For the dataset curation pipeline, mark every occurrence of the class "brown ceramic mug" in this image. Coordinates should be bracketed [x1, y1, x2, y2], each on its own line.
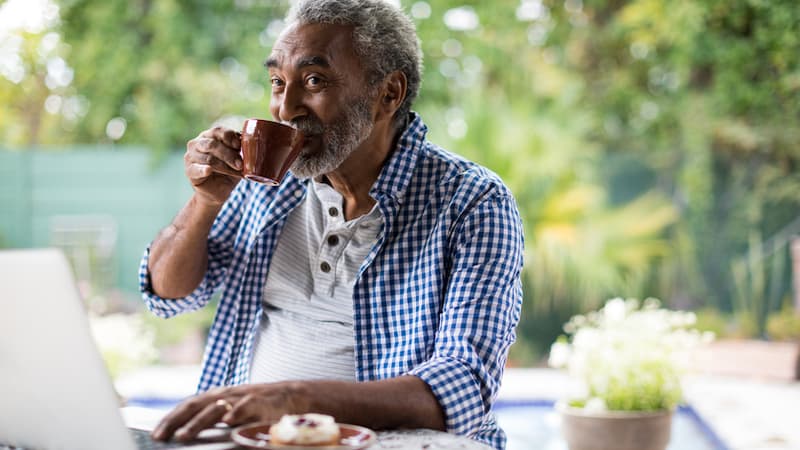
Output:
[240, 118, 305, 185]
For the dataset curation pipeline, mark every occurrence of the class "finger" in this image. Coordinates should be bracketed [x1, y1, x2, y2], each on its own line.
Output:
[152, 387, 239, 441]
[208, 161, 243, 179]
[152, 396, 210, 441]
[200, 126, 241, 150]
[173, 399, 235, 442]
[222, 393, 282, 426]
[186, 163, 213, 184]
[186, 157, 242, 181]
[188, 136, 243, 171]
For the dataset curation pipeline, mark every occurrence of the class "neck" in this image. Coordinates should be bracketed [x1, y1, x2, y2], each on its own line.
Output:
[323, 120, 398, 221]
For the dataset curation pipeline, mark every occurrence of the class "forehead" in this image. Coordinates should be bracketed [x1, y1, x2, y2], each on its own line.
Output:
[269, 22, 360, 71]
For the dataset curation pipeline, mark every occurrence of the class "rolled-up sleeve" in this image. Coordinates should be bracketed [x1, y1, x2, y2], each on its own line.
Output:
[408, 190, 524, 437]
[138, 182, 251, 318]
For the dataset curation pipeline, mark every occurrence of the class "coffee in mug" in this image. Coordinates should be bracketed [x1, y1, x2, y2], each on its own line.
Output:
[240, 119, 305, 185]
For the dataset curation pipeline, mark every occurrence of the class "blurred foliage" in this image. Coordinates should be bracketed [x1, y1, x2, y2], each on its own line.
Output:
[731, 230, 789, 336]
[1, 0, 286, 152]
[88, 312, 158, 378]
[693, 307, 729, 338]
[2, 0, 799, 362]
[695, 300, 800, 341]
[59, 0, 286, 155]
[694, 306, 759, 339]
[141, 299, 217, 348]
[766, 304, 800, 341]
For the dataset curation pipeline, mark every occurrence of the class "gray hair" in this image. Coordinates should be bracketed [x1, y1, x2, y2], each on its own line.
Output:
[286, 0, 423, 127]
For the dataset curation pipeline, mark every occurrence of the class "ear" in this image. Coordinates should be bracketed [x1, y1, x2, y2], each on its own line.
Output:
[376, 70, 407, 122]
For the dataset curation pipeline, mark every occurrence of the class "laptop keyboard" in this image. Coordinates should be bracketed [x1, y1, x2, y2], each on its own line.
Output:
[1, 434, 186, 450]
[0, 430, 226, 450]
[130, 428, 187, 450]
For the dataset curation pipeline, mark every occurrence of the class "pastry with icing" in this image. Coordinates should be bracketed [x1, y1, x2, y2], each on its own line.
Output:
[269, 413, 341, 446]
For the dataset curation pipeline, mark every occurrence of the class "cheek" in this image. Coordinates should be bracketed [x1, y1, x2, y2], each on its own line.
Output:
[301, 99, 329, 122]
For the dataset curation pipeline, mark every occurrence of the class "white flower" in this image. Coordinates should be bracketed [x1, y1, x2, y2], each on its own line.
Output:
[584, 397, 608, 412]
[548, 297, 713, 411]
[603, 297, 627, 322]
[548, 341, 572, 368]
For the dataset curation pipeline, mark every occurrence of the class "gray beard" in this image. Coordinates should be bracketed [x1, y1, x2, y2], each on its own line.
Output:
[289, 95, 374, 180]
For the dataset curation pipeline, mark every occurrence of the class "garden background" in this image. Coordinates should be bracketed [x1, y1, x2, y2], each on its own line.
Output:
[1, 0, 798, 372]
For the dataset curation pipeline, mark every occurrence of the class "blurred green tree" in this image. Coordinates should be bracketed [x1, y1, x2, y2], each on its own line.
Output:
[58, 0, 289, 155]
[0, 0, 286, 153]
[540, 0, 800, 314]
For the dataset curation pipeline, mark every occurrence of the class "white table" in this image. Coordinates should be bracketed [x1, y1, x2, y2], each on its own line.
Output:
[376, 429, 493, 449]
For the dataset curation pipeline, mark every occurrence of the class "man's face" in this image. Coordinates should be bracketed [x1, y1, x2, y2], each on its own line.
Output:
[266, 23, 376, 179]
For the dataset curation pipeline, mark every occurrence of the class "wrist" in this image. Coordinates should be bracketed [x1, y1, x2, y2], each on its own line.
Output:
[190, 193, 226, 215]
[284, 381, 314, 414]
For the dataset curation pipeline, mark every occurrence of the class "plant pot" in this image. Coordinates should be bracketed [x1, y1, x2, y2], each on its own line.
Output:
[556, 402, 673, 450]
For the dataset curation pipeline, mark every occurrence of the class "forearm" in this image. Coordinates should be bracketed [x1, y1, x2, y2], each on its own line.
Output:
[148, 194, 223, 298]
[301, 376, 445, 431]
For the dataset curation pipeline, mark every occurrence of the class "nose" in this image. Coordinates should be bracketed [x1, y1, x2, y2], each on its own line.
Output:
[272, 82, 307, 124]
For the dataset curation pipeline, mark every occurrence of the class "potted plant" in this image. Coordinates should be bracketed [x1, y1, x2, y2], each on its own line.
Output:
[548, 297, 714, 450]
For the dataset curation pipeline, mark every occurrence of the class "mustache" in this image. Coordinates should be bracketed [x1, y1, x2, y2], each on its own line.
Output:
[286, 117, 325, 135]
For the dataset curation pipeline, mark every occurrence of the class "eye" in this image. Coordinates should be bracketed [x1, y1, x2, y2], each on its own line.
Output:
[305, 75, 325, 88]
[270, 77, 284, 89]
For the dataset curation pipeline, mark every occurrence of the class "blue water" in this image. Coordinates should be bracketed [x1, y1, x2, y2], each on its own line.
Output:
[493, 400, 729, 450]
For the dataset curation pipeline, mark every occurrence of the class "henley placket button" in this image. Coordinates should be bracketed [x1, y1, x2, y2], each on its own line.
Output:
[328, 207, 339, 217]
[320, 261, 332, 273]
[327, 235, 339, 246]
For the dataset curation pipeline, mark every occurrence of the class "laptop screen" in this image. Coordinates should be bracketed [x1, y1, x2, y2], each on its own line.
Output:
[0, 248, 137, 450]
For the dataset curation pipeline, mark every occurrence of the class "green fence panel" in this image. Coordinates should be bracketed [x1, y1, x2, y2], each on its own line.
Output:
[0, 151, 33, 248]
[0, 148, 192, 298]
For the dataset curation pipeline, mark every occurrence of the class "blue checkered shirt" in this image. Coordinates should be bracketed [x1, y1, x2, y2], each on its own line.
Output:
[139, 113, 524, 450]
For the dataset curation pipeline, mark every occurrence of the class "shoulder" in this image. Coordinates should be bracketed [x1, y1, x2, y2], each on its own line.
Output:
[413, 142, 515, 204]
[379, 113, 513, 204]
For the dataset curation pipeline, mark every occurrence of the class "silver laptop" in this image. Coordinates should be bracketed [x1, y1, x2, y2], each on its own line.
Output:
[0, 248, 229, 450]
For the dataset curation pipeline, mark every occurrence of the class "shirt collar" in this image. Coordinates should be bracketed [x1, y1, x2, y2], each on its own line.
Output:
[368, 112, 428, 203]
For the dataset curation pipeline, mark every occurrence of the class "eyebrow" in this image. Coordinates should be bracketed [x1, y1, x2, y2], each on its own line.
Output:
[264, 55, 331, 70]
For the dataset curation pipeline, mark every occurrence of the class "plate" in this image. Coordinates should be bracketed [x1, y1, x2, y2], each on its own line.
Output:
[232, 422, 377, 450]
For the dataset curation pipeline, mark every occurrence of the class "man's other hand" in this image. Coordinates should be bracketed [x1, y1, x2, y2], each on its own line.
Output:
[151, 382, 310, 442]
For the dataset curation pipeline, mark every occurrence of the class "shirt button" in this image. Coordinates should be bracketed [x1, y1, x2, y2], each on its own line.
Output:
[320, 261, 332, 273]
[328, 207, 339, 217]
[327, 235, 339, 246]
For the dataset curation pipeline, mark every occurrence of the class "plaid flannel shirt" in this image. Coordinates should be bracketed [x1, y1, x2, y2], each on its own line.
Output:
[139, 113, 524, 450]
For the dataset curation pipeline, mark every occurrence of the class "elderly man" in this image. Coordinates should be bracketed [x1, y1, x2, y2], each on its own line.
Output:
[140, 0, 523, 448]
